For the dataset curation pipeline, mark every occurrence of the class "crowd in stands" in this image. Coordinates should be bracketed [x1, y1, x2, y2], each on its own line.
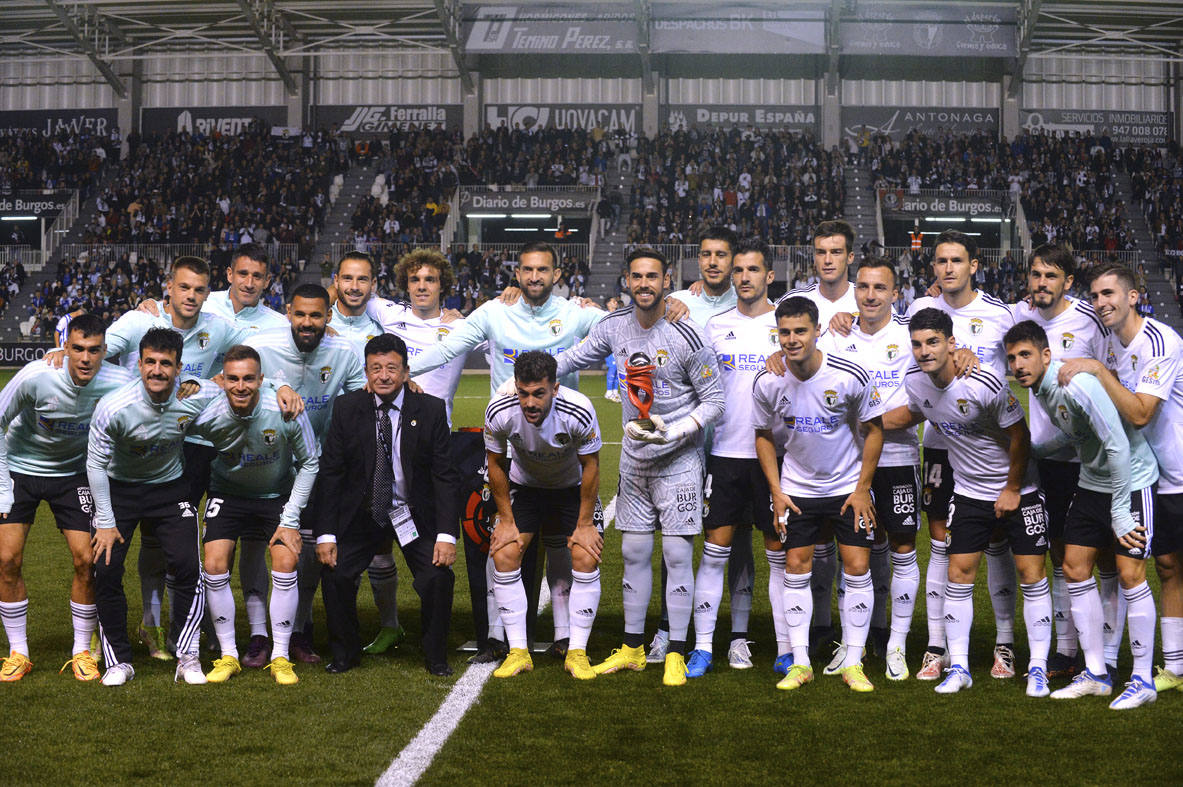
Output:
[627, 128, 845, 247]
[1127, 146, 1183, 258]
[0, 128, 114, 196]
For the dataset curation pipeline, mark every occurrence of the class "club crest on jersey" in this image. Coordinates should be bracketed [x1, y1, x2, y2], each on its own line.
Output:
[886, 344, 900, 360]
[655, 349, 670, 367]
[1057, 404, 1070, 422]
[1130, 354, 1139, 372]
[548, 319, 563, 336]
[436, 326, 450, 342]
[197, 331, 210, 350]
[177, 414, 192, 429]
[969, 318, 984, 335]
[262, 429, 277, 446]
[768, 328, 778, 347]
[319, 365, 332, 383]
[555, 432, 570, 445]
[956, 398, 970, 415]
[1061, 332, 1075, 350]
[824, 389, 839, 408]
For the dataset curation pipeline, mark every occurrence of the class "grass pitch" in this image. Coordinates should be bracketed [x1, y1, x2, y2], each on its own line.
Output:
[2, 371, 1182, 786]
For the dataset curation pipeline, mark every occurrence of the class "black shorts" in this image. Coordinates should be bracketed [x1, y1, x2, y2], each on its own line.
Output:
[108, 477, 198, 539]
[1038, 459, 1081, 541]
[1152, 492, 1183, 558]
[921, 448, 954, 522]
[781, 494, 873, 549]
[704, 455, 774, 531]
[6, 472, 93, 532]
[510, 483, 582, 536]
[183, 441, 216, 508]
[202, 495, 283, 544]
[1064, 485, 1156, 560]
[871, 464, 921, 535]
[946, 492, 1048, 556]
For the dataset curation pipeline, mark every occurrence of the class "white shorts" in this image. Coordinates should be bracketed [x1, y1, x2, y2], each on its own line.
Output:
[615, 455, 703, 536]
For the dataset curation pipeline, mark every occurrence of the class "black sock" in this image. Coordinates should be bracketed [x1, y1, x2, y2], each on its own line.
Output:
[929, 646, 946, 656]
[624, 632, 644, 648]
[669, 640, 687, 656]
[730, 631, 748, 642]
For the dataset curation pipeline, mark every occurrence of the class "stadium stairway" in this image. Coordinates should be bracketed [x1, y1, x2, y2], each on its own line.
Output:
[1113, 171, 1183, 332]
[843, 164, 879, 252]
[299, 166, 375, 285]
[587, 167, 636, 301]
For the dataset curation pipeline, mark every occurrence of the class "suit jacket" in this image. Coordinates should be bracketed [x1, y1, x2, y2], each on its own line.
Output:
[315, 388, 460, 541]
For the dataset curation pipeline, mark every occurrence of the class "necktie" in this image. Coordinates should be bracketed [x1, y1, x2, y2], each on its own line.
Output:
[372, 402, 394, 524]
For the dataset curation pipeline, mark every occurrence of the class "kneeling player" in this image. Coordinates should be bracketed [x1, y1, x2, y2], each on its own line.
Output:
[485, 351, 603, 679]
[897, 309, 1052, 696]
[1007, 320, 1159, 708]
[754, 296, 885, 693]
[190, 346, 319, 685]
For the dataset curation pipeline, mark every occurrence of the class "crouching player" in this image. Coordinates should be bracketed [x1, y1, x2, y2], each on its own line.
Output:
[484, 351, 603, 679]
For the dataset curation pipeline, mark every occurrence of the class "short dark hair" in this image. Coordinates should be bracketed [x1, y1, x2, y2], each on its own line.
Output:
[222, 344, 261, 367]
[774, 295, 819, 326]
[1003, 320, 1049, 351]
[171, 256, 211, 280]
[908, 307, 953, 338]
[626, 246, 669, 274]
[337, 251, 375, 278]
[933, 230, 978, 261]
[519, 241, 558, 269]
[813, 219, 855, 254]
[699, 226, 738, 254]
[233, 242, 269, 269]
[514, 350, 557, 384]
[1030, 244, 1074, 278]
[289, 283, 330, 307]
[1090, 263, 1138, 293]
[139, 326, 183, 362]
[67, 313, 106, 340]
[858, 256, 897, 288]
[364, 332, 407, 365]
[734, 237, 771, 269]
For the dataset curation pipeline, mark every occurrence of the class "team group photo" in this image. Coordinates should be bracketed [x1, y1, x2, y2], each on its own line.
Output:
[3, 0, 1183, 783]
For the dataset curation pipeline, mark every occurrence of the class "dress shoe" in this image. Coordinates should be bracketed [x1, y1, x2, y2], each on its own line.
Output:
[324, 658, 359, 674]
[426, 661, 454, 677]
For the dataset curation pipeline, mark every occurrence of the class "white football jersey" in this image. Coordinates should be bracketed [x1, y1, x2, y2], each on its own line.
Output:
[906, 290, 1015, 450]
[752, 352, 887, 498]
[483, 387, 602, 489]
[777, 281, 858, 335]
[705, 305, 786, 458]
[367, 297, 468, 424]
[821, 314, 919, 466]
[1010, 297, 1107, 460]
[904, 366, 1037, 502]
[1102, 317, 1183, 494]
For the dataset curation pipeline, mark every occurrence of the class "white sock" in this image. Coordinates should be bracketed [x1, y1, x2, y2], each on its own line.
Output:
[621, 533, 654, 639]
[269, 570, 298, 660]
[1162, 617, 1183, 674]
[1067, 578, 1106, 677]
[1124, 582, 1156, 683]
[367, 552, 400, 629]
[239, 540, 270, 637]
[70, 600, 97, 656]
[1099, 570, 1124, 665]
[544, 536, 572, 641]
[569, 569, 600, 651]
[663, 535, 695, 644]
[870, 542, 891, 630]
[485, 559, 504, 642]
[205, 571, 238, 659]
[0, 599, 29, 656]
[1051, 567, 1078, 657]
[811, 542, 836, 630]
[1021, 578, 1052, 670]
[728, 536, 754, 638]
[842, 571, 873, 668]
[985, 541, 1016, 645]
[295, 536, 319, 632]
[492, 568, 528, 650]
[888, 550, 920, 651]
[766, 550, 790, 656]
[944, 582, 974, 670]
[692, 542, 729, 652]
[139, 545, 166, 627]
[926, 538, 948, 650]
[784, 571, 812, 665]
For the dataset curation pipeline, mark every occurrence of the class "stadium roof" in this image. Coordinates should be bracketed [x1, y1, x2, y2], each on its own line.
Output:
[1, 1, 1180, 93]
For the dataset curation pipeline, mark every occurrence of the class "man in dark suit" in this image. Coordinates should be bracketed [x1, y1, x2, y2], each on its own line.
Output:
[315, 333, 459, 676]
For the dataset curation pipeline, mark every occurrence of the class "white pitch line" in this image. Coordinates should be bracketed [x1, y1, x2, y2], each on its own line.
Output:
[376, 579, 553, 786]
